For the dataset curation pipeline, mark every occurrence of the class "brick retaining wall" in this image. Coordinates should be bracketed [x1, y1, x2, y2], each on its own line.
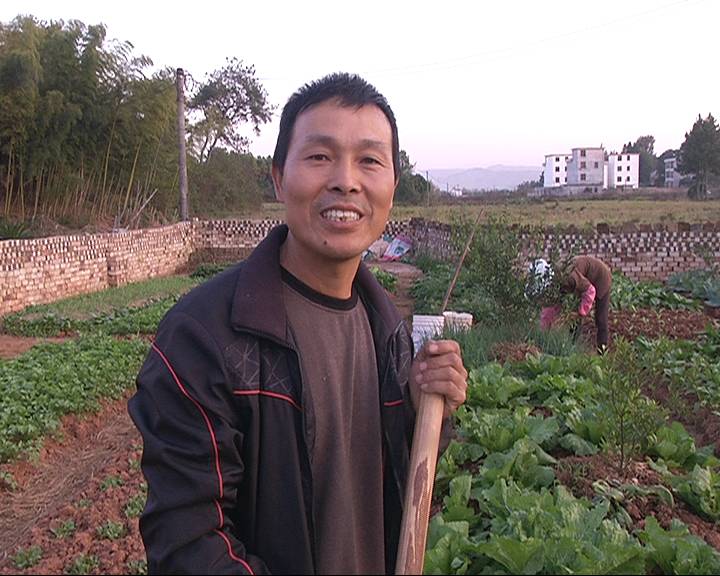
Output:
[1, 218, 718, 316]
[407, 219, 720, 281]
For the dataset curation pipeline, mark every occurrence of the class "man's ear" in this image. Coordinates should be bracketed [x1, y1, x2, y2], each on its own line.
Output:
[271, 164, 285, 202]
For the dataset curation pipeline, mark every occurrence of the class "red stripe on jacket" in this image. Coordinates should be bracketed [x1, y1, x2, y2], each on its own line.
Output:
[151, 342, 255, 574]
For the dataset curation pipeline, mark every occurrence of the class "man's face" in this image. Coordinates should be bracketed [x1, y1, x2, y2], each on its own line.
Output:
[272, 99, 396, 272]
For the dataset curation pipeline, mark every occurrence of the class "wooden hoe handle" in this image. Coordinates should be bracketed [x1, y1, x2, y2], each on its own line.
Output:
[395, 392, 445, 575]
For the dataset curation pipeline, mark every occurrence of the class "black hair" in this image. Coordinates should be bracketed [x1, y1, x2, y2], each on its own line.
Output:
[272, 72, 399, 181]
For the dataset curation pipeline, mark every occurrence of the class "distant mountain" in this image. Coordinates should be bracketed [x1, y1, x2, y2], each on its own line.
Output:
[426, 165, 542, 191]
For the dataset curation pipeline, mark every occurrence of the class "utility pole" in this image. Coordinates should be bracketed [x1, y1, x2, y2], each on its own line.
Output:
[176, 68, 189, 221]
[426, 170, 430, 207]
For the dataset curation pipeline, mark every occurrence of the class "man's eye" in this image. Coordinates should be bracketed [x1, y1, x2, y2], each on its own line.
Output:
[308, 154, 329, 161]
[362, 157, 381, 165]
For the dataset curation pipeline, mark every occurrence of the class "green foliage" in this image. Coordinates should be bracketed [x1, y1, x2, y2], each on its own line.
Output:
[666, 268, 720, 301]
[0, 335, 148, 462]
[637, 329, 720, 414]
[623, 136, 658, 187]
[679, 114, 720, 200]
[189, 150, 265, 216]
[100, 474, 124, 491]
[427, 335, 720, 575]
[647, 422, 718, 470]
[124, 493, 146, 518]
[127, 559, 148, 575]
[640, 516, 720, 575]
[665, 465, 720, 522]
[0, 469, 18, 491]
[597, 339, 667, 471]
[190, 262, 232, 280]
[368, 266, 397, 293]
[0, 17, 273, 224]
[65, 554, 99, 575]
[394, 149, 435, 205]
[1, 274, 197, 333]
[2, 297, 178, 337]
[611, 273, 698, 311]
[0, 217, 29, 238]
[50, 519, 76, 539]
[12, 545, 43, 569]
[476, 481, 647, 574]
[188, 57, 273, 163]
[96, 520, 126, 540]
[411, 217, 536, 325]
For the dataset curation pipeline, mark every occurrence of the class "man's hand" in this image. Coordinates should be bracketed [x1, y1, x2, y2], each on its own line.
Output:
[409, 339, 468, 419]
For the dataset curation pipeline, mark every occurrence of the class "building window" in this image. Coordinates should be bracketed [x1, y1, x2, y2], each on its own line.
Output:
[580, 161, 586, 169]
[580, 174, 586, 181]
[617, 176, 622, 182]
[564, 177, 567, 182]
[626, 176, 631, 181]
[626, 155, 630, 161]
[618, 166, 622, 171]
[594, 162, 599, 168]
[555, 177, 560, 183]
[565, 166, 567, 171]
[580, 149, 586, 157]
[555, 156, 560, 162]
[555, 166, 560, 172]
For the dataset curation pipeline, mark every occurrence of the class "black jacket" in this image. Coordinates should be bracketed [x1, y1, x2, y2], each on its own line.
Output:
[128, 225, 416, 575]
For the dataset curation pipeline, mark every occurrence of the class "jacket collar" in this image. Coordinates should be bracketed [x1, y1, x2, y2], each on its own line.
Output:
[230, 224, 402, 346]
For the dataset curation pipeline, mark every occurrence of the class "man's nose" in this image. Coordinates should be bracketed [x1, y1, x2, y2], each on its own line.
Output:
[329, 158, 360, 193]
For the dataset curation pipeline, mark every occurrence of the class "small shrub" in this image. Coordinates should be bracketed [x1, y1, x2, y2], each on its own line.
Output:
[13, 545, 42, 569]
[369, 266, 398, 293]
[124, 493, 146, 518]
[100, 475, 124, 491]
[96, 520, 126, 540]
[65, 554, 99, 575]
[51, 519, 76, 539]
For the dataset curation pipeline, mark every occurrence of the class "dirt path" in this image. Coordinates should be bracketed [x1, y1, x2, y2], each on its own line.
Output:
[0, 335, 71, 359]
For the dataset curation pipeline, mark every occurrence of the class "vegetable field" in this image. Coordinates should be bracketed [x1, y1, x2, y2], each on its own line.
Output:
[1, 254, 719, 574]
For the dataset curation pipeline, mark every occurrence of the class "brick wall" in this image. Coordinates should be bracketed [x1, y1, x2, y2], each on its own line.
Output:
[0, 223, 196, 316]
[1, 218, 719, 316]
[408, 219, 720, 281]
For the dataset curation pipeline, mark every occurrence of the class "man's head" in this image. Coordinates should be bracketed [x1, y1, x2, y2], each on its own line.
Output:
[271, 73, 399, 284]
[273, 73, 400, 182]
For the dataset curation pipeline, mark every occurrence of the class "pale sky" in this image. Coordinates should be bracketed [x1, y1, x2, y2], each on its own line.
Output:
[2, 0, 717, 171]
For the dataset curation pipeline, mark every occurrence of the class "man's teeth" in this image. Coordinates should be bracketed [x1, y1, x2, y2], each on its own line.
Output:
[322, 209, 360, 222]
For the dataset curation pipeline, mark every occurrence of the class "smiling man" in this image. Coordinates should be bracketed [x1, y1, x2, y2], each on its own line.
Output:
[129, 73, 467, 575]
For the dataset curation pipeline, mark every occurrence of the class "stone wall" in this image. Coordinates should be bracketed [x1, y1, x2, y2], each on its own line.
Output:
[2, 218, 719, 316]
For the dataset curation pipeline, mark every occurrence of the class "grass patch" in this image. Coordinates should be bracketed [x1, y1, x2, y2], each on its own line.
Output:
[2, 275, 198, 329]
[448, 321, 585, 367]
[1, 274, 201, 337]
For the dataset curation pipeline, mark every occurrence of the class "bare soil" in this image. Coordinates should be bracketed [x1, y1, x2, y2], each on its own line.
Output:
[0, 391, 145, 574]
[0, 335, 71, 359]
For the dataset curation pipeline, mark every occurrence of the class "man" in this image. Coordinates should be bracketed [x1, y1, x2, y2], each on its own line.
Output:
[128, 72, 467, 575]
[531, 255, 612, 353]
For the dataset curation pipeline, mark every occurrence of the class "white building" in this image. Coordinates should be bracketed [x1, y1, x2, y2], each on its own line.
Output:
[543, 154, 569, 187]
[567, 147, 605, 187]
[664, 156, 681, 187]
[541, 146, 639, 194]
[607, 152, 640, 189]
